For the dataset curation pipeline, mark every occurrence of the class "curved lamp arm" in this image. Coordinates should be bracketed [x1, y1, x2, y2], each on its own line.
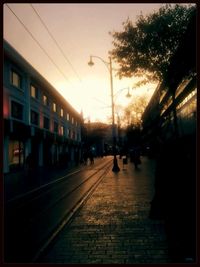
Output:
[88, 55, 110, 72]
[113, 87, 132, 99]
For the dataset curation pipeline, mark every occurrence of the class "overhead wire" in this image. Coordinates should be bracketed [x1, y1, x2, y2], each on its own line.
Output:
[30, 3, 112, 97]
[5, 3, 75, 87]
[5, 3, 107, 118]
[30, 4, 82, 83]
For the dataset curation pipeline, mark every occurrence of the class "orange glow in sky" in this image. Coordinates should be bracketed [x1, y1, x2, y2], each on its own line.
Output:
[4, 3, 162, 122]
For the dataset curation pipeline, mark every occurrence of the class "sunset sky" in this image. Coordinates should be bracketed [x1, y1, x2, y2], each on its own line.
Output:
[4, 3, 164, 122]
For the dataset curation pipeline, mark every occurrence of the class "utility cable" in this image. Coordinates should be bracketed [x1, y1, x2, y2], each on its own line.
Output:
[5, 3, 74, 87]
[30, 4, 82, 83]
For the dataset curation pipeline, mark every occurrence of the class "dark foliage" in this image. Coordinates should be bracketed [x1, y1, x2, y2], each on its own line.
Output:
[110, 4, 196, 84]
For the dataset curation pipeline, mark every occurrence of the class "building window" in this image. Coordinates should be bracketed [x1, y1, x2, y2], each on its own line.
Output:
[60, 108, 64, 117]
[43, 116, 50, 130]
[30, 85, 38, 99]
[72, 117, 74, 124]
[177, 92, 197, 119]
[31, 110, 39, 126]
[67, 113, 70, 121]
[11, 70, 22, 89]
[67, 129, 70, 138]
[43, 95, 49, 106]
[53, 102, 57, 112]
[54, 121, 58, 133]
[9, 140, 24, 169]
[11, 101, 23, 120]
[72, 130, 76, 140]
[60, 126, 64, 136]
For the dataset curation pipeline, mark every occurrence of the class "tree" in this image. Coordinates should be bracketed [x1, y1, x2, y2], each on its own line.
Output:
[164, 8, 196, 138]
[124, 95, 148, 127]
[165, 7, 196, 89]
[110, 4, 196, 138]
[109, 4, 195, 84]
[115, 95, 148, 128]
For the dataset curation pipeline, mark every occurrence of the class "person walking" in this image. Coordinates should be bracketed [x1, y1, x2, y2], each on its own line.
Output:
[132, 145, 141, 169]
[89, 150, 94, 165]
[83, 151, 88, 165]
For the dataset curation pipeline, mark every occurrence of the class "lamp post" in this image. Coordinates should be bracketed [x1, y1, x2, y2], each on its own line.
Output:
[88, 55, 120, 172]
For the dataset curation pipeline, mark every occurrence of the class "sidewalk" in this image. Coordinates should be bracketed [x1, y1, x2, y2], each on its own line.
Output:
[39, 156, 171, 264]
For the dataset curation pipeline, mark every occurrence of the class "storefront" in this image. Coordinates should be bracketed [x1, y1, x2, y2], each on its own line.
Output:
[4, 119, 31, 173]
[8, 139, 24, 171]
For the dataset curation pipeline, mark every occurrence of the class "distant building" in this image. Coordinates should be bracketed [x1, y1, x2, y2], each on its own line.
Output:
[83, 121, 126, 156]
[3, 40, 83, 173]
[83, 122, 112, 156]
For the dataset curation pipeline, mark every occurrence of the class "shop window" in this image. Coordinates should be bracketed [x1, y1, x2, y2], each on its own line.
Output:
[31, 110, 39, 126]
[43, 116, 50, 130]
[54, 121, 58, 133]
[11, 101, 23, 120]
[30, 85, 38, 99]
[11, 70, 22, 89]
[9, 140, 24, 169]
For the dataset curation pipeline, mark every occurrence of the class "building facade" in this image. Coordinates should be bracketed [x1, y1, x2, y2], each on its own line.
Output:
[3, 40, 83, 174]
[142, 75, 197, 150]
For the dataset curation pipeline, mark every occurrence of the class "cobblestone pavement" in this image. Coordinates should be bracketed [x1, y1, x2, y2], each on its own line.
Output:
[39, 156, 171, 264]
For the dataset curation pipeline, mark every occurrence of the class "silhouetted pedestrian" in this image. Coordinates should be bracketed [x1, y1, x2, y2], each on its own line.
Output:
[132, 146, 141, 169]
[89, 150, 94, 165]
[83, 151, 88, 165]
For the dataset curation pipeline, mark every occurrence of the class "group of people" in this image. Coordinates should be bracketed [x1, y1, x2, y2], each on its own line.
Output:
[122, 145, 141, 169]
[120, 145, 142, 169]
[130, 146, 142, 169]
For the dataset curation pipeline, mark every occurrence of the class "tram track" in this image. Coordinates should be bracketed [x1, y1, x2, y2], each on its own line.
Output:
[32, 160, 111, 262]
[4, 158, 113, 262]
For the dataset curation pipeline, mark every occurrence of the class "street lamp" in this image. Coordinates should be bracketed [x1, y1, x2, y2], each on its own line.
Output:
[88, 55, 120, 172]
[114, 87, 132, 100]
[126, 88, 132, 98]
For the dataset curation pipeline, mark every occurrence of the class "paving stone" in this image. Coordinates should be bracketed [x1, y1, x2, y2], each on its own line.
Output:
[39, 157, 171, 263]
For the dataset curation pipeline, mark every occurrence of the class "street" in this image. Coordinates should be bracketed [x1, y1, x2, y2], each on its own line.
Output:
[4, 156, 112, 262]
[37, 156, 170, 264]
[3, 4, 197, 265]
